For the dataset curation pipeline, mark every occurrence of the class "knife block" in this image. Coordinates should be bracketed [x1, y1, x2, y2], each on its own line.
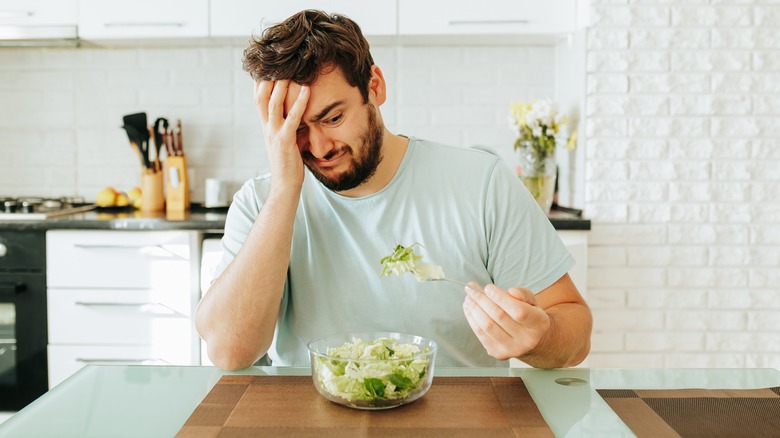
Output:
[165, 155, 190, 212]
[140, 170, 165, 212]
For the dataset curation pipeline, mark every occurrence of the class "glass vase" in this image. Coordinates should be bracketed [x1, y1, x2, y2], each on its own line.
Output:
[516, 140, 557, 214]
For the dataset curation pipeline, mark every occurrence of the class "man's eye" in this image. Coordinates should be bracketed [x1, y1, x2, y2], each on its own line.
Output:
[326, 115, 342, 124]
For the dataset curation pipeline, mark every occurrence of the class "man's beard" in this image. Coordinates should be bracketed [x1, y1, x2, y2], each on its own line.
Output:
[302, 105, 384, 192]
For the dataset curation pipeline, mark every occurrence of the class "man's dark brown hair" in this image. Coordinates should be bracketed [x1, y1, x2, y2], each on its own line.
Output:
[242, 10, 375, 103]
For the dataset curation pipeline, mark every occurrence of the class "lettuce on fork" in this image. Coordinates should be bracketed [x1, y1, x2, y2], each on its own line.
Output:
[379, 244, 444, 282]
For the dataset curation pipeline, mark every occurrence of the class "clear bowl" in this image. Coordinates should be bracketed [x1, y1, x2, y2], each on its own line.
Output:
[307, 331, 437, 410]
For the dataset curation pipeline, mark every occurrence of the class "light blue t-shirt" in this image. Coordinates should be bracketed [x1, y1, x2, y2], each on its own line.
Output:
[214, 137, 574, 367]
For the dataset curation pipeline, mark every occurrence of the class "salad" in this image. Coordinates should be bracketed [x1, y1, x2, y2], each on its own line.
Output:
[312, 337, 431, 404]
[379, 244, 444, 282]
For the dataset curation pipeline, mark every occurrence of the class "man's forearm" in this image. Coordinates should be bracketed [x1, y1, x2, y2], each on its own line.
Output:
[195, 186, 300, 370]
[519, 301, 592, 369]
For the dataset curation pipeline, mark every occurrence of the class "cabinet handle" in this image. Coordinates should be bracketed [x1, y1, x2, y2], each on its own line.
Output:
[448, 19, 530, 25]
[103, 22, 185, 28]
[0, 282, 24, 294]
[76, 358, 171, 365]
[72, 243, 186, 259]
[0, 11, 34, 19]
[74, 301, 184, 316]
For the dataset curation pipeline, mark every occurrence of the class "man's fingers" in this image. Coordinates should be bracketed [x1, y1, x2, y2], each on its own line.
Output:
[254, 80, 274, 123]
[282, 85, 310, 131]
[267, 79, 290, 124]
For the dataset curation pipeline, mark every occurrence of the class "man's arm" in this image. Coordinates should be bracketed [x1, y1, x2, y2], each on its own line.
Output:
[194, 81, 310, 370]
[462, 273, 592, 368]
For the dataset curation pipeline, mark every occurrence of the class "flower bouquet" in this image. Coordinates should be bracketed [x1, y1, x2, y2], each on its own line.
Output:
[510, 99, 574, 213]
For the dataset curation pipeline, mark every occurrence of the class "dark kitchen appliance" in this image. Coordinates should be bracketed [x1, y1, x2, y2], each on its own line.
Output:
[0, 196, 94, 221]
[0, 231, 48, 411]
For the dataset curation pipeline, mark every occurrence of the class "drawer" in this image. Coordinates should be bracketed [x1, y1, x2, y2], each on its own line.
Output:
[46, 230, 195, 289]
[48, 344, 192, 388]
[47, 288, 192, 344]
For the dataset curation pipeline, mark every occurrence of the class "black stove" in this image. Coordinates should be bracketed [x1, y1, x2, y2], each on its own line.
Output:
[0, 196, 95, 220]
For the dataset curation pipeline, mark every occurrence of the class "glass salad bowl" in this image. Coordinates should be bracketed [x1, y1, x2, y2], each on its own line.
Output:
[307, 331, 437, 410]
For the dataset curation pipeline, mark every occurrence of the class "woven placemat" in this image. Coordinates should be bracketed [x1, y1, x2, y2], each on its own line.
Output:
[597, 386, 780, 438]
[176, 375, 553, 437]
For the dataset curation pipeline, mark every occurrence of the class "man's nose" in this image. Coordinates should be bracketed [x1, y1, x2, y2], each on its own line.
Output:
[306, 127, 334, 159]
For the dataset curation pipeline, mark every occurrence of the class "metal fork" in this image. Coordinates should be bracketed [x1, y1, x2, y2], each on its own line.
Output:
[425, 278, 485, 293]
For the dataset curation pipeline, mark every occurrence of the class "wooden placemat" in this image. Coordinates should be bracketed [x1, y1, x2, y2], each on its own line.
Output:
[597, 386, 780, 438]
[176, 375, 553, 437]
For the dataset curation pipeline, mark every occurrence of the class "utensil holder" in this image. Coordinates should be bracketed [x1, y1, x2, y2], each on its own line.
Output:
[165, 155, 190, 213]
[141, 170, 165, 212]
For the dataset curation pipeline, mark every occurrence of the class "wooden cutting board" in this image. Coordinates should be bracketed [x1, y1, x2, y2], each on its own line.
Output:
[176, 375, 554, 437]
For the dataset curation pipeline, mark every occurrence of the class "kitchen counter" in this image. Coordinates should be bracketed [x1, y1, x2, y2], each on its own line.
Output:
[0, 205, 589, 232]
[1, 365, 777, 437]
[0, 205, 229, 232]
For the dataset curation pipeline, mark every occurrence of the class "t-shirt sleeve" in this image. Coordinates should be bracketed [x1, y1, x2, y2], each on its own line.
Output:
[483, 160, 575, 294]
[211, 179, 263, 281]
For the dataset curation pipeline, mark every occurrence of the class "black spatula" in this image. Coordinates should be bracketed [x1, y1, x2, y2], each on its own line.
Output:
[123, 112, 150, 169]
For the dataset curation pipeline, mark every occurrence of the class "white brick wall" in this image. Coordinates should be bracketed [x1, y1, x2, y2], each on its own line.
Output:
[0, 44, 551, 201]
[587, 0, 780, 368]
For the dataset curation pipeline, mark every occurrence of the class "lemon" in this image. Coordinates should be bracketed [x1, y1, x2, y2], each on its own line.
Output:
[96, 187, 118, 207]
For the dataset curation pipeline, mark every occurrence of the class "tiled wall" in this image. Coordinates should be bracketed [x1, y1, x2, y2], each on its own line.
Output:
[585, 1, 780, 368]
[0, 42, 554, 201]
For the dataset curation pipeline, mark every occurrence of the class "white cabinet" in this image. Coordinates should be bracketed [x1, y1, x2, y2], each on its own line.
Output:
[0, 0, 76, 26]
[46, 230, 202, 388]
[210, 0, 397, 37]
[398, 0, 576, 36]
[78, 0, 208, 39]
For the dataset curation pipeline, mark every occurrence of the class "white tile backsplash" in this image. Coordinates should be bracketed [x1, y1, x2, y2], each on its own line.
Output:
[0, 43, 551, 200]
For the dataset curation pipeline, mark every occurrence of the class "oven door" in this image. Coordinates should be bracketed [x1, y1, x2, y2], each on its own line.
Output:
[0, 232, 48, 411]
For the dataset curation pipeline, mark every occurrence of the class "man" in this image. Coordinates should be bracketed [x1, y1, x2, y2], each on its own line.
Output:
[195, 10, 592, 371]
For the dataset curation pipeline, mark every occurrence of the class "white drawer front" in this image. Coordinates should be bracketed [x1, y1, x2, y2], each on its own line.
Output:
[46, 230, 194, 290]
[47, 345, 191, 388]
[47, 288, 192, 345]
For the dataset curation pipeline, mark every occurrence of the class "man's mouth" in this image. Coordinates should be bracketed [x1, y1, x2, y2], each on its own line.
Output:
[311, 148, 348, 168]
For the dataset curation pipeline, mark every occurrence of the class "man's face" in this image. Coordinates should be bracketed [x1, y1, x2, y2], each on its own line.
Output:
[285, 68, 384, 193]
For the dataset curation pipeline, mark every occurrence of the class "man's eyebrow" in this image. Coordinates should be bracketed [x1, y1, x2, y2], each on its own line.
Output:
[308, 101, 345, 123]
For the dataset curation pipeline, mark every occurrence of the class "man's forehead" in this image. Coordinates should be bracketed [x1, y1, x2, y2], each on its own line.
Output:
[284, 75, 357, 119]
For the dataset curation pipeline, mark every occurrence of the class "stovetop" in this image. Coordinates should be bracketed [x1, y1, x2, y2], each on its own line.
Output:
[0, 196, 96, 220]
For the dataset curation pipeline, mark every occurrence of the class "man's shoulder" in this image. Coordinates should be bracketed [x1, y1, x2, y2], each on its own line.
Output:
[410, 137, 502, 168]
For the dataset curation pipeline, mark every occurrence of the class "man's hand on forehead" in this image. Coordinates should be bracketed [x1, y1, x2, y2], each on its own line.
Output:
[283, 82, 305, 118]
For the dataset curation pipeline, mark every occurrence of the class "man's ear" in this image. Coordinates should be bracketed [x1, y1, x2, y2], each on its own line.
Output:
[368, 65, 387, 105]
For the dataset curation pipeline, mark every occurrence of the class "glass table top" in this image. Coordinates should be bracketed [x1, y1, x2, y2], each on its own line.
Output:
[1, 366, 778, 437]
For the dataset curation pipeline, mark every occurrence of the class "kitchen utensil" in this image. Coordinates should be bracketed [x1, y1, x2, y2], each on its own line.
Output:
[121, 124, 151, 170]
[175, 119, 183, 156]
[123, 112, 150, 169]
[152, 117, 168, 170]
[425, 278, 485, 293]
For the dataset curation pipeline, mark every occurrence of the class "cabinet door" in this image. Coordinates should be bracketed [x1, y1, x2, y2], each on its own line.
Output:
[399, 0, 576, 35]
[46, 230, 194, 291]
[47, 288, 193, 344]
[0, 0, 76, 26]
[78, 0, 208, 39]
[211, 0, 397, 37]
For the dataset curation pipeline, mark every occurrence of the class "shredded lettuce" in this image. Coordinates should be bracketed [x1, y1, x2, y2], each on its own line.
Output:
[379, 244, 445, 282]
[313, 337, 431, 403]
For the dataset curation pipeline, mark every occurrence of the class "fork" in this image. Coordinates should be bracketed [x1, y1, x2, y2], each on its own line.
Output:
[425, 278, 485, 293]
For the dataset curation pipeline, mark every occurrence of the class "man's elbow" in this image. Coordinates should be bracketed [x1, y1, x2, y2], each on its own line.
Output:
[206, 343, 261, 371]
